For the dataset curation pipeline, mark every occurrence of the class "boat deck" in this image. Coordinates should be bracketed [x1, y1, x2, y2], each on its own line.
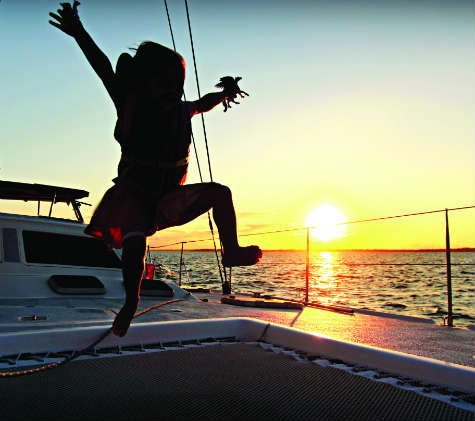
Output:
[1, 290, 473, 368]
[1, 342, 472, 421]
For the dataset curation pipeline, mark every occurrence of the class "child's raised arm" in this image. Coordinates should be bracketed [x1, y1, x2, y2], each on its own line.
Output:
[49, 2, 119, 108]
[188, 76, 249, 116]
[188, 92, 227, 116]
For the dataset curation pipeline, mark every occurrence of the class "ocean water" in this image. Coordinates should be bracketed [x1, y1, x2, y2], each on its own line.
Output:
[151, 251, 475, 328]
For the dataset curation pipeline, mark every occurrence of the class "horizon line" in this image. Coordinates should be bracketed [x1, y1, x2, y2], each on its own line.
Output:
[151, 247, 475, 253]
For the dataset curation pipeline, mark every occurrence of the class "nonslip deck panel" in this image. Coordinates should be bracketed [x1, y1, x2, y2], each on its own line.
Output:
[0, 343, 472, 421]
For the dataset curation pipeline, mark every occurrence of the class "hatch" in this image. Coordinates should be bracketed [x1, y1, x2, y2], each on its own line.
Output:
[47, 275, 106, 295]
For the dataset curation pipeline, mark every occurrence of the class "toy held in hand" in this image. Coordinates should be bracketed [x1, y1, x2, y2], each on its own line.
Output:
[215, 76, 249, 112]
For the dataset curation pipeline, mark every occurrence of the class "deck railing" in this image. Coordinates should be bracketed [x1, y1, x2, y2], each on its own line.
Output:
[151, 205, 475, 327]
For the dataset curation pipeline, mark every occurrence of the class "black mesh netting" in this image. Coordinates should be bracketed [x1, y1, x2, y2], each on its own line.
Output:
[1, 343, 472, 421]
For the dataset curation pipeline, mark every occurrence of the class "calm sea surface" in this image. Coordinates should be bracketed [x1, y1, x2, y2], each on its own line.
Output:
[151, 251, 475, 328]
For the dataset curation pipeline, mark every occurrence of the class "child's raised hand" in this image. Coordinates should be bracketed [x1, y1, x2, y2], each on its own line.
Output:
[215, 76, 249, 112]
[49, 1, 83, 37]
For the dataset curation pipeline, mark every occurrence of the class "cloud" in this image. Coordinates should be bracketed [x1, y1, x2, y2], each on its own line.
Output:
[148, 228, 218, 249]
[241, 223, 273, 231]
[237, 211, 270, 218]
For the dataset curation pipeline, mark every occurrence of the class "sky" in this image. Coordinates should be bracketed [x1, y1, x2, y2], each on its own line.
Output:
[0, 0, 474, 250]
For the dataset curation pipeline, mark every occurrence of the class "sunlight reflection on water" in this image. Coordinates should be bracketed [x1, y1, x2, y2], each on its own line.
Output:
[151, 251, 475, 327]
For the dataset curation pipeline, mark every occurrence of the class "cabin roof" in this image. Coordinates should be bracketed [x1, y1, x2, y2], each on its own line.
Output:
[0, 211, 84, 226]
[0, 181, 89, 203]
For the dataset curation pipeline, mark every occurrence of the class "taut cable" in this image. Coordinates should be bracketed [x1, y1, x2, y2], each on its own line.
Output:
[162, 0, 226, 286]
[150, 205, 475, 249]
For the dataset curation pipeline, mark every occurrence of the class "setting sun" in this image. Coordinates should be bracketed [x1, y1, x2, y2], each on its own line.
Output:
[305, 204, 347, 241]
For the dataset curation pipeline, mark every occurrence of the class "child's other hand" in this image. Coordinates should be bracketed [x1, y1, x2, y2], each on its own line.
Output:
[49, 1, 83, 37]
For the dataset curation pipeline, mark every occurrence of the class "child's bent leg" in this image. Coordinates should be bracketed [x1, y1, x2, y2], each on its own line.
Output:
[112, 234, 146, 337]
[189, 183, 262, 266]
[209, 184, 239, 251]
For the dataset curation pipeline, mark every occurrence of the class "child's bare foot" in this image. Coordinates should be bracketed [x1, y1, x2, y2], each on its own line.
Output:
[111, 305, 137, 337]
[222, 245, 262, 267]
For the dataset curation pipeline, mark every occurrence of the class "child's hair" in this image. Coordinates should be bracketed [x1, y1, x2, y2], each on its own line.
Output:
[116, 41, 186, 93]
[138, 42, 185, 90]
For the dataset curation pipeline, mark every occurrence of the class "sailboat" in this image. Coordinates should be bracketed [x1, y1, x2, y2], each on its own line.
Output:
[0, 180, 473, 420]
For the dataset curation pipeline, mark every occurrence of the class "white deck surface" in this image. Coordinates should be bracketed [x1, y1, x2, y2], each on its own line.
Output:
[1, 290, 473, 368]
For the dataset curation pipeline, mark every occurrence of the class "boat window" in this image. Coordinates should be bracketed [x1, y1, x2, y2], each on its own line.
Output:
[22, 230, 121, 268]
[3, 228, 21, 262]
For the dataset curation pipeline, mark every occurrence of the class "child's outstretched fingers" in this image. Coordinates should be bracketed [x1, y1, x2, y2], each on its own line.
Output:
[49, 1, 82, 37]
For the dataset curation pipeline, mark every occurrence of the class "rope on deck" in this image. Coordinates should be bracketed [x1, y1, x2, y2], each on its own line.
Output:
[0, 296, 188, 378]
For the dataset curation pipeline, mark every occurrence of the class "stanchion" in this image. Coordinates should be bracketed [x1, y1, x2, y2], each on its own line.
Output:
[445, 209, 453, 327]
[179, 242, 184, 287]
[305, 227, 309, 304]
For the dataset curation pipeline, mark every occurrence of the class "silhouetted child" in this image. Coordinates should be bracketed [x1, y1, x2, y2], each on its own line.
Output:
[49, 1, 261, 337]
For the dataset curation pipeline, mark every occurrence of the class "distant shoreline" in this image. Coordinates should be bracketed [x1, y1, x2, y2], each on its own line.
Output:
[153, 248, 475, 253]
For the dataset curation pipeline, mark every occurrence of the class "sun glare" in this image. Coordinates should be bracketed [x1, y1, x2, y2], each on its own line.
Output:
[305, 204, 347, 241]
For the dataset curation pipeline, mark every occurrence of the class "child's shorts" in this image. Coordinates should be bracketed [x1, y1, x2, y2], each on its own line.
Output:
[84, 182, 219, 248]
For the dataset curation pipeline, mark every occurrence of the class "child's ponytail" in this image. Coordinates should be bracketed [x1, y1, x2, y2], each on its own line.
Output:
[115, 53, 136, 88]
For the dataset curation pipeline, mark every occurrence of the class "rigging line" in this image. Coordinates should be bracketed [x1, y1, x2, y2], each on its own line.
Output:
[150, 204, 475, 248]
[0, 297, 187, 378]
[163, 0, 177, 51]
[164, 0, 224, 283]
[184, 0, 213, 182]
[208, 212, 225, 284]
[334, 205, 475, 227]
[238, 205, 475, 237]
[190, 133, 204, 181]
[163, 0, 204, 182]
[183, 0, 225, 284]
